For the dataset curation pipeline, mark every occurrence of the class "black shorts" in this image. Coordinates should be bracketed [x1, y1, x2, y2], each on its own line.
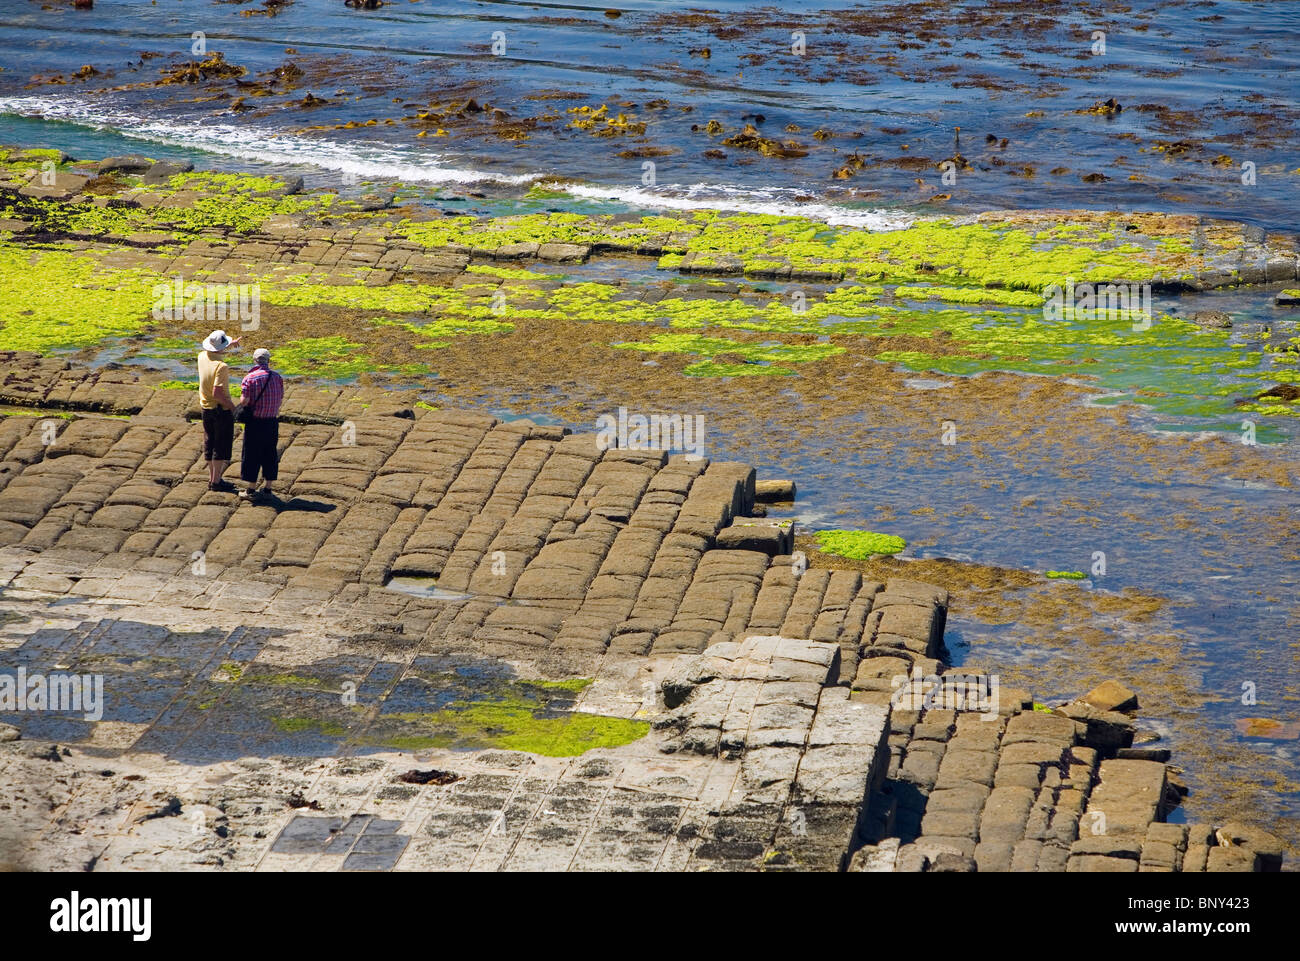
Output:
[201, 407, 234, 462]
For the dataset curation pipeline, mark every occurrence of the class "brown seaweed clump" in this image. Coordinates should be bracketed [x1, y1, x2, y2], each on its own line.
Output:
[160, 52, 248, 84]
[722, 124, 808, 159]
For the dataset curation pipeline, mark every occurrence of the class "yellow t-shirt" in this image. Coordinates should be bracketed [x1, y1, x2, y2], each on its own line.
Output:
[197, 351, 230, 411]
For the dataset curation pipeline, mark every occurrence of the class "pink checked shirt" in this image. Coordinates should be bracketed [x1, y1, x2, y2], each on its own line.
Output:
[239, 363, 284, 419]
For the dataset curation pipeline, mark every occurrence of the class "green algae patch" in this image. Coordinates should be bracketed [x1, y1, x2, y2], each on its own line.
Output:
[133, 336, 198, 360]
[373, 704, 648, 756]
[524, 185, 573, 201]
[4, 150, 1295, 426]
[1239, 401, 1300, 417]
[814, 529, 906, 559]
[4, 177, 339, 239]
[214, 661, 243, 682]
[249, 671, 331, 689]
[893, 284, 1044, 307]
[465, 263, 551, 281]
[272, 716, 346, 736]
[260, 278, 516, 336]
[1046, 570, 1087, 580]
[388, 208, 1220, 297]
[272, 335, 428, 379]
[520, 677, 594, 694]
[377, 314, 514, 348]
[395, 211, 634, 251]
[165, 171, 285, 195]
[0, 147, 69, 171]
[367, 675, 647, 757]
[0, 244, 158, 351]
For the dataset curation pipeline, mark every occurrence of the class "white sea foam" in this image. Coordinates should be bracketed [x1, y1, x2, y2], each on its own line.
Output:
[557, 180, 912, 229]
[0, 95, 536, 187]
[0, 95, 914, 229]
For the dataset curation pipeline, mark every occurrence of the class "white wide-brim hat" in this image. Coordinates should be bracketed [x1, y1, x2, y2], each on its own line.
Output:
[201, 329, 231, 352]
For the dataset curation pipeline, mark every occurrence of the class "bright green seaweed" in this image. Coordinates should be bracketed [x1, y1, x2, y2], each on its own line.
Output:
[814, 529, 907, 558]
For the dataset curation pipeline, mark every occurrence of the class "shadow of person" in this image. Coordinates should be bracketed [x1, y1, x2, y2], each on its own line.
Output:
[275, 497, 338, 514]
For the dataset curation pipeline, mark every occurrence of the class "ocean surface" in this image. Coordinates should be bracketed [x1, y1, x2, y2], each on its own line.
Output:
[2, 0, 1298, 227]
[1, 0, 1298, 844]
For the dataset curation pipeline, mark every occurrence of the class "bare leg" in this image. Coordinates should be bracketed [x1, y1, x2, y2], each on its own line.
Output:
[213, 459, 229, 486]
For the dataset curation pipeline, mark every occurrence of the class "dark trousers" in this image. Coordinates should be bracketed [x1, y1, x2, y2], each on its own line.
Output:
[240, 417, 279, 484]
[202, 407, 234, 462]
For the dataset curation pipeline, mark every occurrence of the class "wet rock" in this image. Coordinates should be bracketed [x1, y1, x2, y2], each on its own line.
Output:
[268, 175, 304, 196]
[98, 155, 154, 175]
[1081, 679, 1138, 713]
[1115, 747, 1170, 762]
[536, 243, 590, 263]
[356, 192, 393, 211]
[141, 160, 194, 184]
[682, 251, 744, 275]
[398, 769, 462, 786]
[1057, 701, 1134, 755]
[715, 520, 792, 556]
[20, 148, 68, 165]
[1251, 383, 1300, 404]
[1189, 309, 1232, 329]
[754, 479, 796, 502]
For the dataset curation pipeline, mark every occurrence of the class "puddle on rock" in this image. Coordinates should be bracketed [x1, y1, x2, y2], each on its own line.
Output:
[903, 378, 955, 391]
[384, 575, 474, 603]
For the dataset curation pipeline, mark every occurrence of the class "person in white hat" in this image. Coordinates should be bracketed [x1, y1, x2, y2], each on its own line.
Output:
[197, 329, 241, 491]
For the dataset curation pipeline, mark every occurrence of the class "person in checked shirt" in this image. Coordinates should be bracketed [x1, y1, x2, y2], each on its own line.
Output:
[237, 348, 285, 502]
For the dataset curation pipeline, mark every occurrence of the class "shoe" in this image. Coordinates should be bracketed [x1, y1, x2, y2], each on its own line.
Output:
[238, 488, 254, 500]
